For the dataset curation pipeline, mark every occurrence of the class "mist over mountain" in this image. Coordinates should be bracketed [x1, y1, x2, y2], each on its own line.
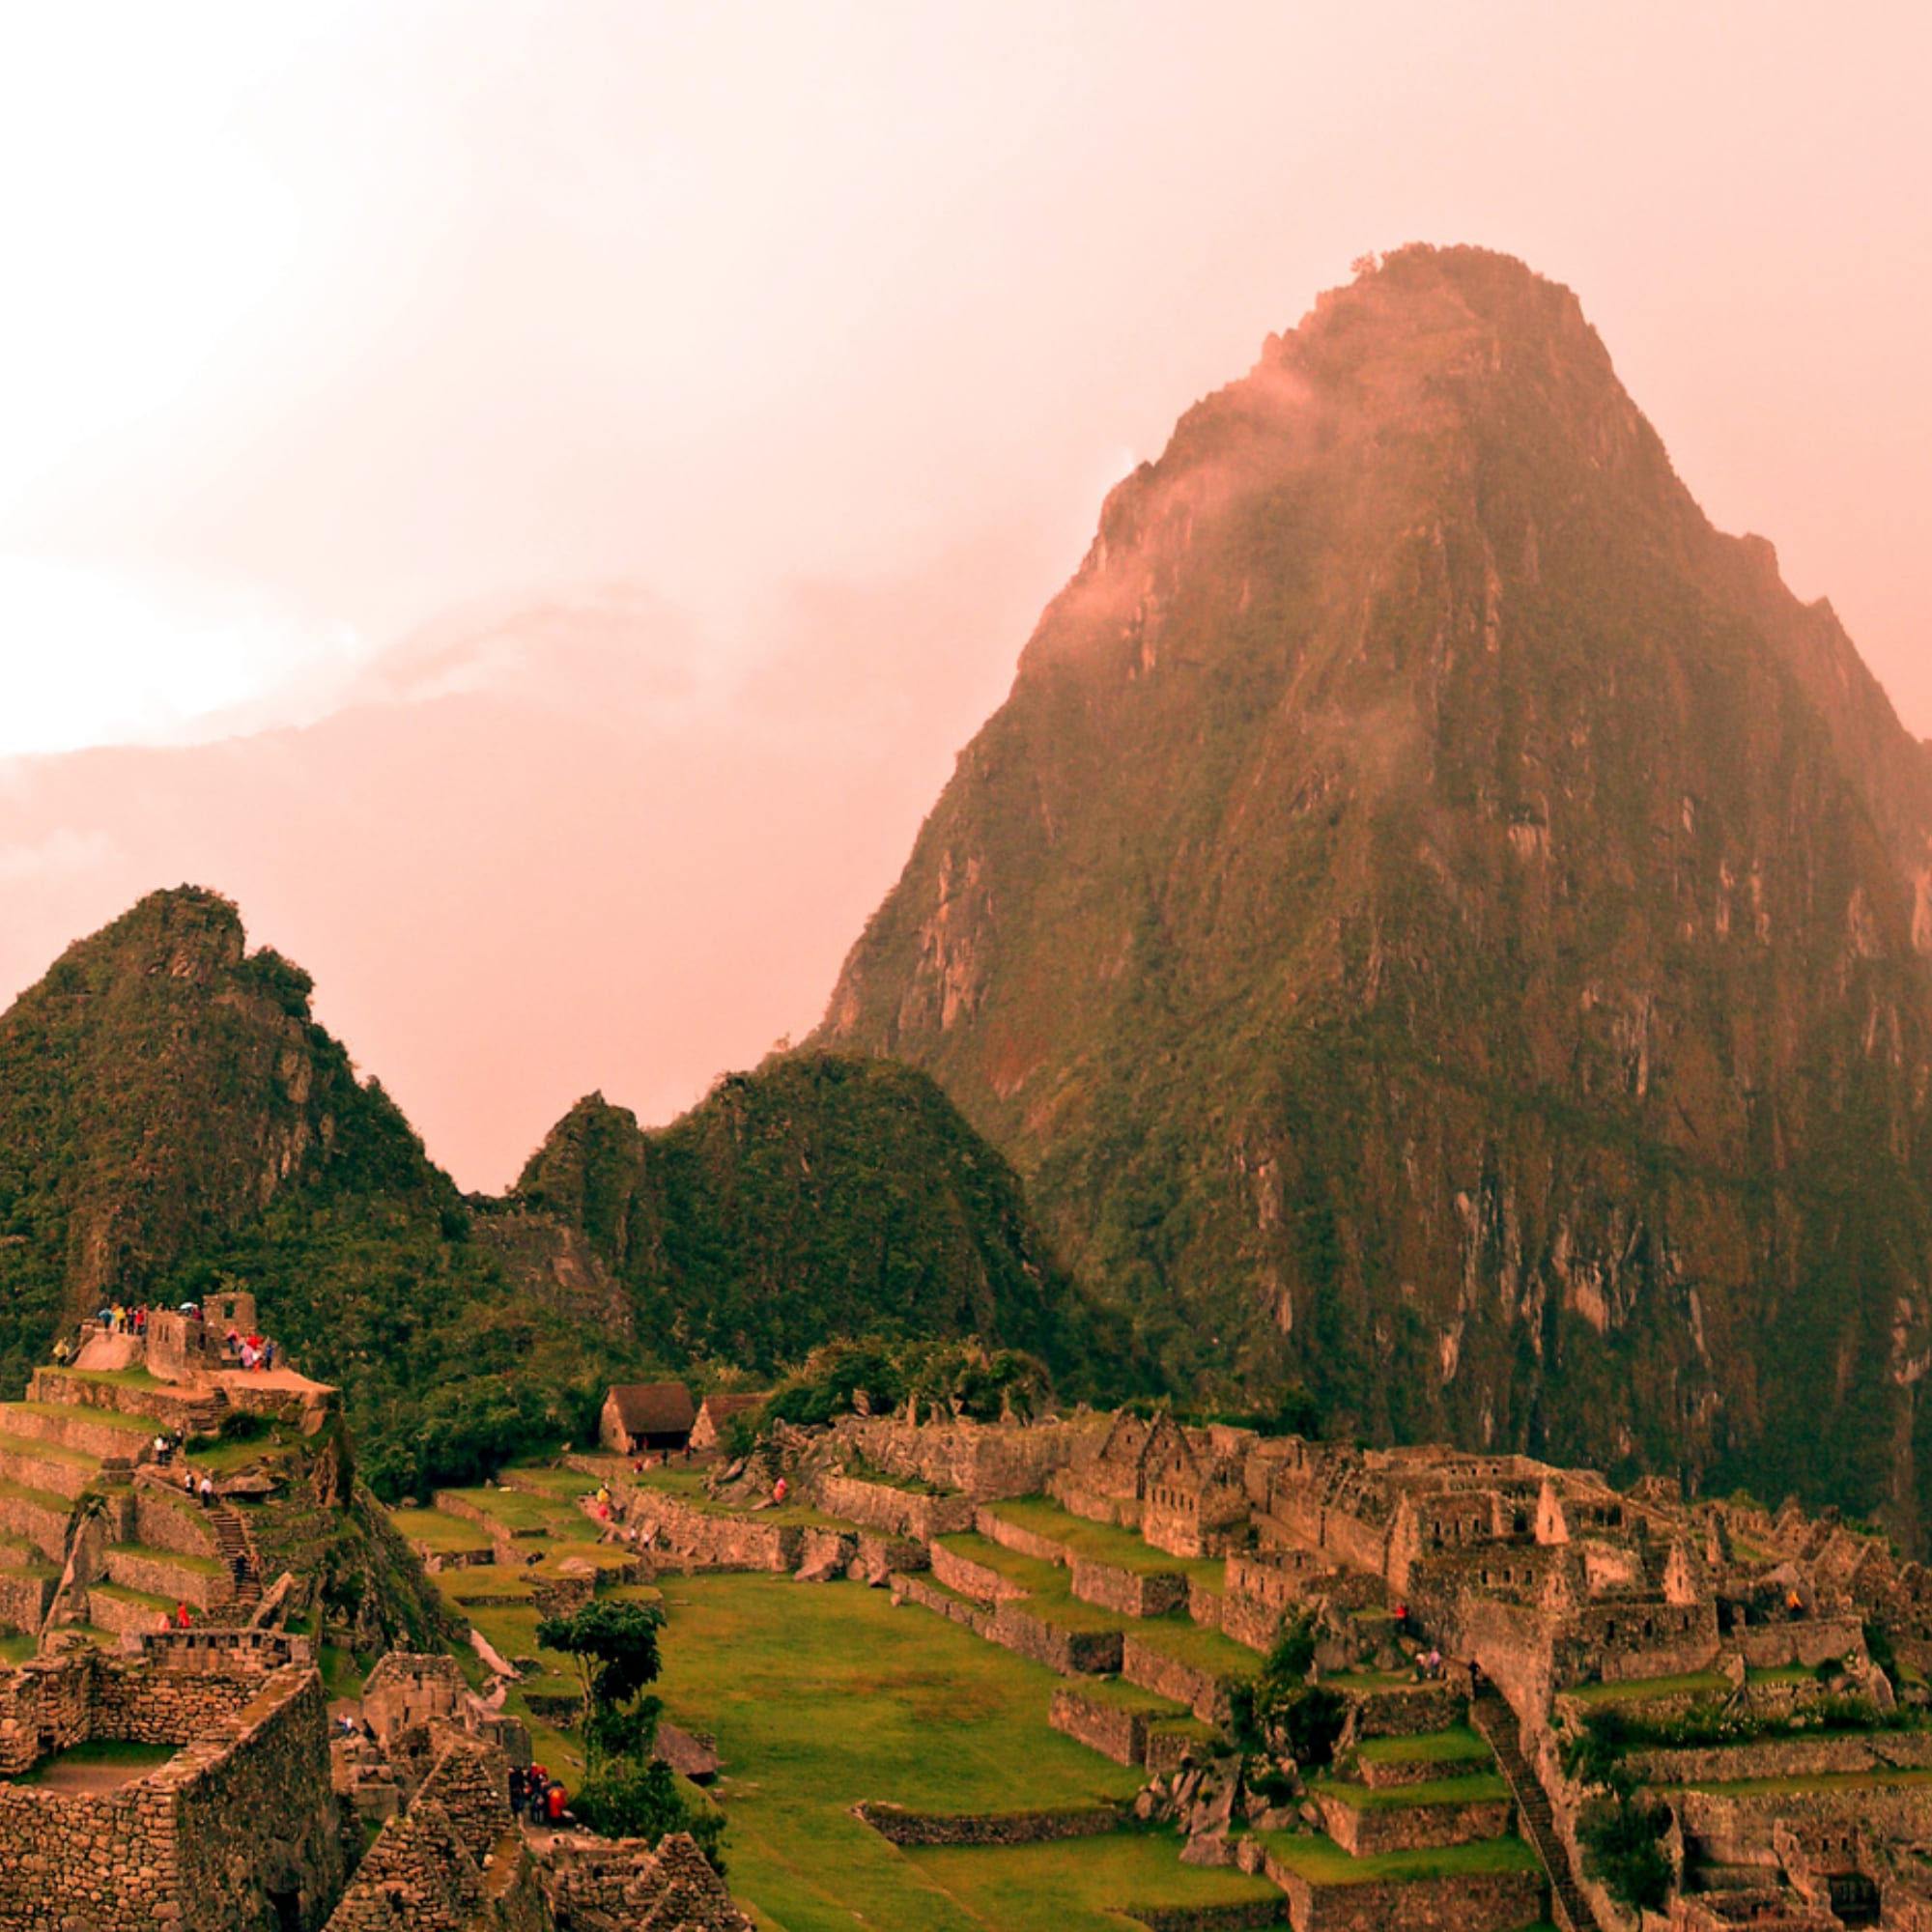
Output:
[821, 245, 1932, 1542]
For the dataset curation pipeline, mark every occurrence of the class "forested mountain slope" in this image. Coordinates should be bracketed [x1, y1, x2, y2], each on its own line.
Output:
[819, 245, 1932, 1542]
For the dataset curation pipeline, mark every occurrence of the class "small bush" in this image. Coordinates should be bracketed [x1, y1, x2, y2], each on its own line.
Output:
[1579, 1792, 1671, 1912]
[217, 1409, 270, 1443]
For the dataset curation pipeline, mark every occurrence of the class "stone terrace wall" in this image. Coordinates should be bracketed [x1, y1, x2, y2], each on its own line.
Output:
[536, 1830, 751, 1932]
[136, 1485, 222, 1560]
[412, 1729, 513, 1865]
[1121, 1635, 1236, 1725]
[92, 1660, 259, 1743]
[172, 1666, 343, 1932]
[28, 1368, 211, 1431]
[1314, 1791, 1511, 1857]
[0, 1662, 339, 1932]
[325, 1798, 480, 1932]
[1264, 1859, 1545, 1932]
[1348, 1684, 1464, 1740]
[988, 1604, 1122, 1676]
[622, 1490, 800, 1573]
[812, 1473, 975, 1540]
[0, 1485, 72, 1560]
[832, 1414, 1105, 1502]
[1678, 1783, 1932, 1865]
[1072, 1559, 1188, 1619]
[930, 1541, 1029, 1603]
[855, 1801, 1122, 1845]
[1629, 1730, 1932, 1787]
[1735, 1614, 1866, 1670]
[1050, 1687, 1148, 1765]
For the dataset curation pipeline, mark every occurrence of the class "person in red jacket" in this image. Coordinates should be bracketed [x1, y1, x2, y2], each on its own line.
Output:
[546, 1780, 566, 1825]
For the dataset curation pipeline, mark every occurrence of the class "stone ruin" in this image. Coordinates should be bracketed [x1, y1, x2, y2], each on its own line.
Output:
[563, 1397, 1932, 1928]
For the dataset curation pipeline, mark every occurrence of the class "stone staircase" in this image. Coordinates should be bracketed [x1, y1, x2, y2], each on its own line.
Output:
[1471, 1692, 1595, 1932]
[207, 1499, 263, 1607]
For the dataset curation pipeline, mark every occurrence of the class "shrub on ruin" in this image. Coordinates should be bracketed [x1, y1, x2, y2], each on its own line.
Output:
[1578, 1790, 1672, 1913]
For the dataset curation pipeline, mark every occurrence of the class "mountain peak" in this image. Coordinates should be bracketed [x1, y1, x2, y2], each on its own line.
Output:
[820, 252, 1932, 1543]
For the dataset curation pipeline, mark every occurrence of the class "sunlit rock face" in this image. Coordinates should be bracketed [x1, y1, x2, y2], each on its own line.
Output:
[821, 244, 1932, 1545]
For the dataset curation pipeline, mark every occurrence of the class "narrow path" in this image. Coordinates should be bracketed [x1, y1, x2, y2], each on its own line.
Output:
[1470, 1691, 1597, 1932]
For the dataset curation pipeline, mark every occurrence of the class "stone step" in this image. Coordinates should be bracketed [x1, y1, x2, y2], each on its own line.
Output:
[0, 1432, 101, 1501]
[0, 1400, 159, 1462]
[1472, 1695, 1596, 1932]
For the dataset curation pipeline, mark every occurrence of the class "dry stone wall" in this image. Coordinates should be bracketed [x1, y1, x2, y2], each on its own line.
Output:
[1264, 1859, 1545, 1932]
[855, 1801, 1122, 1845]
[0, 1661, 341, 1932]
[812, 1473, 974, 1540]
[1314, 1790, 1511, 1856]
[1071, 1559, 1187, 1618]
[1049, 1687, 1149, 1765]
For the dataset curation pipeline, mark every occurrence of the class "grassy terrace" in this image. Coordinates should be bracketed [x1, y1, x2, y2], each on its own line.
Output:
[981, 1497, 1226, 1589]
[1313, 1772, 1510, 1811]
[932, 1531, 1262, 1676]
[624, 1463, 855, 1532]
[9, 1400, 155, 1436]
[0, 1633, 37, 1664]
[388, 1508, 495, 1552]
[907, 1833, 1286, 1932]
[0, 1477, 71, 1515]
[1666, 1766, 1932, 1798]
[1259, 1830, 1542, 1886]
[14, 1739, 176, 1784]
[66, 1367, 163, 1391]
[0, 1431, 99, 1468]
[437, 1486, 584, 1536]
[650, 1573, 1286, 1932]
[1567, 1670, 1729, 1706]
[1356, 1725, 1494, 1766]
[112, 1541, 228, 1576]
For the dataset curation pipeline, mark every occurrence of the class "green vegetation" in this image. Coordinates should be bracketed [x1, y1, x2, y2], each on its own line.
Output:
[814, 242, 1932, 1528]
[646, 1572, 1201, 1931]
[1356, 1725, 1493, 1766]
[762, 1334, 1053, 1430]
[983, 1495, 1225, 1585]
[518, 1061, 1138, 1394]
[0, 890, 1127, 1499]
[534, 1598, 722, 1866]
[905, 1833, 1284, 1932]
[1312, 1772, 1509, 1810]
[1258, 1831, 1541, 1885]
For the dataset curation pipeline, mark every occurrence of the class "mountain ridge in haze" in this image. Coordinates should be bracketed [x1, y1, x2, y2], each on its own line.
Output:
[0, 886, 1108, 1491]
[820, 244, 1932, 1541]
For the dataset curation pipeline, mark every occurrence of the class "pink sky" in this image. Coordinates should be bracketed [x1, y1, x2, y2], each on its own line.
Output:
[0, 5, 1927, 1187]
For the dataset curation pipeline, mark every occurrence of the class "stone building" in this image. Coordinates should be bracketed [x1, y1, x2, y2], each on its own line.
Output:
[598, 1382, 696, 1456]
[0, 1641, 342, 1932]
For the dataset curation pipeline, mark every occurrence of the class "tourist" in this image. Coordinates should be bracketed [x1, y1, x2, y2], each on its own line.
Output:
[153, 1434, 168, 1465]
[240, 1341, 258, 1371]
[183, 1467, 196, 1497]
[198, 1475, 215, 1507]
[508, 1765, 525, 1819]
[176, 1602, 192, 1630]
[263, 1339, 275, 1371]
[773, 1476, 787, 1504]
[545, 1779, 566, 1826]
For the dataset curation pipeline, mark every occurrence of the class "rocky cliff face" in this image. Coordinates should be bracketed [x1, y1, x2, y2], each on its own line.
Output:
[820, 246, 1932, 1541]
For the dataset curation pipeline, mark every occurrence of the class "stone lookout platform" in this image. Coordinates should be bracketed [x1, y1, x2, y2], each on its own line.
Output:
[0, 1293, 340, 1645]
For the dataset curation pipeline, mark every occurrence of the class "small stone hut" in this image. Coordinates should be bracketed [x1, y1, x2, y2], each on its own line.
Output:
[690, 1392, 770, 1454]
[599, 1381, 696, 1455]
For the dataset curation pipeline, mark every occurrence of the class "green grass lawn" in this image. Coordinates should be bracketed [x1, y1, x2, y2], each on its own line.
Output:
[1569, 1670, 1730, 1706]
[437, 1486, 583, 1536]
[1260, 1831, 1541, 1885]
[1317, 1668, 1416, 1692]
[10, 1400, 156, 1436]
[0, 1633, 37, 1663]
[1356, 1725, 1493, 1766]
[68, 1367, 162, 1390]
[907, 1831, 1288, 1932]
[1312, 1772, 1509, 1811]
[650, 1572, 1189, 1932]
[982, 1497, 1226, 1589]
[387, 1507, 495, 1553]
[1668, 1766, 1932, 1798]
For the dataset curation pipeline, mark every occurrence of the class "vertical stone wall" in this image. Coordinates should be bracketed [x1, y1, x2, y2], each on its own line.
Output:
[169, 1665, 344, 1932]
[0, 1661, 340, 1932]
